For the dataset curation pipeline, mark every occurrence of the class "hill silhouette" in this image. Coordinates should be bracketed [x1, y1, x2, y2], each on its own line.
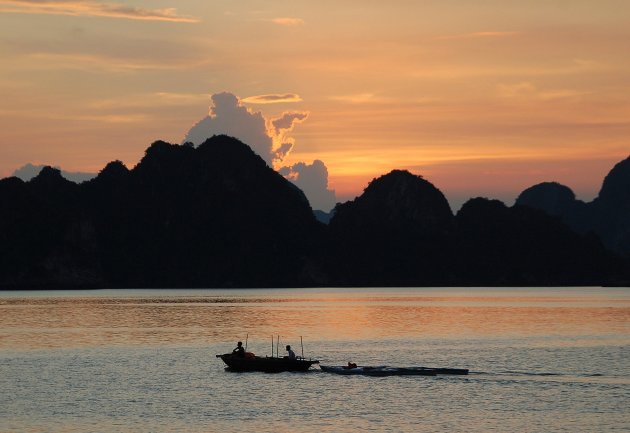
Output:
[454, 198, 619, 285]
[0, 135, 324, 289]
[516, 155, 630, 256]
[327, 170, 454, 286]
[1, 139, 628, 288]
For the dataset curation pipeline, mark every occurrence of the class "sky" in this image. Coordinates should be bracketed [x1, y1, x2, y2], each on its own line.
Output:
[1, 1, 629, 211]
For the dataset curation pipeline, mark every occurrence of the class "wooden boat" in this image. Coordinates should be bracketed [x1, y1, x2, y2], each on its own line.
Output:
[216, 353, 319, 372]
[320, 365, 469, 376]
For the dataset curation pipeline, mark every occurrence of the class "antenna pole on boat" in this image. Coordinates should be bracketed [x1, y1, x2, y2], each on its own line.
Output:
[271, 335, 273, 357]
[276, 335, 280, 358]
[300, 336, 304, 359]
[245, 333, 248, 351]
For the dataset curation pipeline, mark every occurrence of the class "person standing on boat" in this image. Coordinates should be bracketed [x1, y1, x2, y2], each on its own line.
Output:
[286, 345, 296, 360]
[233, 341, 245, 357]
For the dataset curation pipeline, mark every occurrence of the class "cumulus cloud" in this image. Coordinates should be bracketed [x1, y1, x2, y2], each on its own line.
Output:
[184, 92, 309, 167]
[184, 92, 273, 164]
[183, 92, 336, 210]
[0, 1, 199, 23]
[271, 111, 308, 135]
[279, 161, 336, 212]
[242, 93, 302, 104]
[270, 111, 309, 163]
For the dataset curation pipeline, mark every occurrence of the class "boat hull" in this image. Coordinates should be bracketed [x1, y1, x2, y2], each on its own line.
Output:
[216, 354, 319, 372]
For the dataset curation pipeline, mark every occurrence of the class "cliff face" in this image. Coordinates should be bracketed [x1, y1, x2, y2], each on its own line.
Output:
[515, 155, 630, 256]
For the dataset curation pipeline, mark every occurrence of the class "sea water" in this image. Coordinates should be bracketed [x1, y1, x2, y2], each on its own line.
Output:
[1, 287, 629, 432]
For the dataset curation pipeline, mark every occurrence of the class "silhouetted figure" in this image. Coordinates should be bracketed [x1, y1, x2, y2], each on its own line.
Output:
[232, 341, 245, 357]
[286, 345, 296, 360]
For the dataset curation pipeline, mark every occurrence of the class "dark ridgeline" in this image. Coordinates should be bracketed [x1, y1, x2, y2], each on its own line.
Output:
[0, 137, 628, 289]
[516, 155, 630, 257]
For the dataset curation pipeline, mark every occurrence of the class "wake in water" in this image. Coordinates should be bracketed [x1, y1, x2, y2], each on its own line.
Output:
[468, 370, 628, 385]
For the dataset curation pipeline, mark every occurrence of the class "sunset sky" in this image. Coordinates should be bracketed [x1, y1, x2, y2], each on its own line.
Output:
[1, 1, 629, 210]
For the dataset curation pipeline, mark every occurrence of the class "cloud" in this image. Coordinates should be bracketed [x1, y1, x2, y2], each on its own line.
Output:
[436, 31, 519, 40]
[18, 52, 208, 73]
[146, 92, 211, 107]
[497, 81, 585, 101]
[0, 1, 199, 23]
[271, 17, 304, 26]
[270, 112, 309, 163]
[279, 161, 336, 212]
[184, 92, 275, 164]
[271, 112, 309, 135]
[242, 93, 302, 104]
[497, 81, 538, 98]
[330, 93, 378, 104]
[183, 92, 336, 211]
[183, 92, 309, 167]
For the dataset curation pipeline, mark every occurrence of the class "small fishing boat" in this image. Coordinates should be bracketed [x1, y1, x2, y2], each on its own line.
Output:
[216, 353, 320, 373]
[320, 365, 469, 376]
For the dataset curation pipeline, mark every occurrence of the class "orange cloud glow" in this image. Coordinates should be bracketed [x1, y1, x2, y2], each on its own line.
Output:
[0, 0, 199, 22]
[271, 17, 304, 26]
[435, 31, 519, 40]
[242, 93, 303, 104]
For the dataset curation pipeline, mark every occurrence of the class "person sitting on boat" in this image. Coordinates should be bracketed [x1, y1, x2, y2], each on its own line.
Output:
[232, 341, 245, 357]
[285, 345, 296, 360]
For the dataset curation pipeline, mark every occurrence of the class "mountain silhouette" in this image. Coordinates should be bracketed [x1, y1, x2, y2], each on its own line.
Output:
[12, 163, 96, 183]
[517, 182, 584, 216]
[592, 156, 630, 255]
[454, 198, 619, 285]
[516, 155, 630, 256]
[0, 135, 324, 289]
[1, 139, 628, 288]
[327, 170, 455, 286]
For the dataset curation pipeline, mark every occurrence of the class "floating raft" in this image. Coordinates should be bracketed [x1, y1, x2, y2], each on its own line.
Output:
[320, 365, 468, 376]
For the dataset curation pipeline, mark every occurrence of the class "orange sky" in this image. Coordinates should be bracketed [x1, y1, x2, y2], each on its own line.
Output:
[1, 1, 629, 209]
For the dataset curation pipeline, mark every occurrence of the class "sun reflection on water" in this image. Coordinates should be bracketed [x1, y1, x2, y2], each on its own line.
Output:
[0, 288, 628, 351]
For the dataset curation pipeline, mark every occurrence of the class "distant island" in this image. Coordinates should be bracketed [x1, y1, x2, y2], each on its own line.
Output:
[1, 135, 628, 289]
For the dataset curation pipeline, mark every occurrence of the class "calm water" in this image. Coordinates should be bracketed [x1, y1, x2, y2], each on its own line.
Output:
[1, 287, 629, 433]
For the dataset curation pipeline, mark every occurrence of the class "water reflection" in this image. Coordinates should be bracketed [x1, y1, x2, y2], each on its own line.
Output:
[0, 288, 629, 351]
